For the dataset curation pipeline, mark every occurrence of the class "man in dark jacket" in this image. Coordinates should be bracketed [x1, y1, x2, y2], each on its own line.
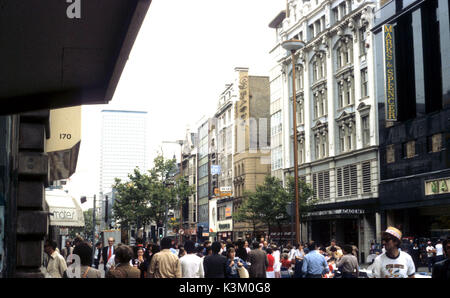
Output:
[248, 241, 268, 278]
[432, 238, 450, 279]
[203, 241, 227, 278]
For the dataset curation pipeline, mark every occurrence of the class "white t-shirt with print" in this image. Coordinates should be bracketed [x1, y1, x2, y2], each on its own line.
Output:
[372, 251, 415, 278]
[435, 243, 443, 256]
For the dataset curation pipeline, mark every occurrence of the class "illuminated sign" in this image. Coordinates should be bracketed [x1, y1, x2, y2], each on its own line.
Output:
[425, 178, 450, 196]
[383, 24, 397, 121]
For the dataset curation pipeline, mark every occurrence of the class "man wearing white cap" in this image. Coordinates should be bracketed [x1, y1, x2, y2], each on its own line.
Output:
[372, 227, 416, 278]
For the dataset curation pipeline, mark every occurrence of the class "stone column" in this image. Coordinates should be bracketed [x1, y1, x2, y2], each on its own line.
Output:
[15, 110, 50, 278]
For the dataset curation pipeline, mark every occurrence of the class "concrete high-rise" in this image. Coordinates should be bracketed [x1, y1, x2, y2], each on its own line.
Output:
[99, 110, 148, 195]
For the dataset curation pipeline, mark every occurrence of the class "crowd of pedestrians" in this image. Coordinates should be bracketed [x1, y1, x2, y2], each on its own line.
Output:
[41, 228, 450, 279]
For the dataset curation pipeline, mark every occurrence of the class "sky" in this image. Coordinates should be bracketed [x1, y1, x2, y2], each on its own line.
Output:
[66, 0, 286, 210]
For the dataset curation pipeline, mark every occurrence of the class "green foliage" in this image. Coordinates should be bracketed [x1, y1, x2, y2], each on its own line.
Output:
[285, 176, 317, 216]
[112, 154, 195, 233]
[234, 175, 315, 239]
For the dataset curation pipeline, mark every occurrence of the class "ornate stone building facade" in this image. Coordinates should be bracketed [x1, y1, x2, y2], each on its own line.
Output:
[269, 0, 380, 259]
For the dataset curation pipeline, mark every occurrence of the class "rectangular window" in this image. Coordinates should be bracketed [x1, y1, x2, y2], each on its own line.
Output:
[312, 171, 330, 200]
[361, 68, 368, 98]
[427, 134, 443, 153]
[362, 115, 370, 147]
[402, 140, 416, 158]
[337, 164, 357, 197]
[362, 161, 372, 193]
[360, 27, 367, 55]
[339, 128, 345, 152]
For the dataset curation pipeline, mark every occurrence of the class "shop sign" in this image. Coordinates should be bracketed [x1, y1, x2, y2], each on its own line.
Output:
[202, 232, 210, 237]
[383, 24, 397, 121]
[306, 209, 365, 217]
[60, 228, 69, 235]
[425, 178, 450, 196]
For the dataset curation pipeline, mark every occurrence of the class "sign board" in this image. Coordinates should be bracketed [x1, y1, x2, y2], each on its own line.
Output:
[202, 232, 210, 237]
[46, 106, 82, 181]
[225, 207, 232, 218]
[46, 106, 81, 152]
[383, 24, 397, 121]
[59, 228, 69, 235]
[425, 178, 450, 196]
[211, 165, 221, 175]
[305, 209, 365, 217]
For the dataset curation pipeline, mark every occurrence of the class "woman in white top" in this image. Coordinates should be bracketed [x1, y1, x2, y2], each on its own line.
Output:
[272, 245, 281, 278]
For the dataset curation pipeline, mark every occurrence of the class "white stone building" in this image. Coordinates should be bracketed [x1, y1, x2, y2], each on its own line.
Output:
[268, 0, 380, 260]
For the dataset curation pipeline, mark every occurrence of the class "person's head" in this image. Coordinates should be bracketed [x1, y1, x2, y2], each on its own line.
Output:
[137, 248, 144, 258]
[204, 240, 211, 247]
[330, 239, 337, 247]
[308, 241, 317, 252]
[44, 239, 57, 255]
[114, 245, 134, 264]
[266, 247, 273, 254]
[95, 241, 102, 248]
[160, 237, 172, 250]
[184, 240, 196, 254]
[206, 246, 213, 256]
[227, 247, 236, 259]
[244, 241, 249, 247]
[65, 240, 72, 247]
[151, 244, 160, 254]
[382, 227, 402, 251]
[73, 241, 93, 266]
[263, 241, 268, 247]
[252, 241, 260, 249]
[108, 237, 115, 247]
[342, 245, 353, 255]
[179, 247, 186, 257]
[211, 241, 222, 254]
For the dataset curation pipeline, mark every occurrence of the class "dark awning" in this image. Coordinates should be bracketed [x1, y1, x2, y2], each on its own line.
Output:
[0, 0, 151, 115]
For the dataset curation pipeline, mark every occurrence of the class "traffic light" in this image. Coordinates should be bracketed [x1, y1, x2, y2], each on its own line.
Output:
[158, 227, 164, 239]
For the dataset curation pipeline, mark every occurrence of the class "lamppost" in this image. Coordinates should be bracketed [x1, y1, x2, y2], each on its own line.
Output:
[281, 39, 305, 245]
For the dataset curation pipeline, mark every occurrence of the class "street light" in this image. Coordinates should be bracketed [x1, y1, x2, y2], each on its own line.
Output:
[281, 39, 305, 245]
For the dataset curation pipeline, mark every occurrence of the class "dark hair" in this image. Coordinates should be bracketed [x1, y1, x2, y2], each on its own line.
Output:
[95, 241, 102, 247]
[330, 246, 337, 252]
[307, 241, 317, 252]
[443, 238, 449, 250]
[266, 247, 273, 254]
[45, 240, 57, 250]
[342, 245, 353, 254]
[227, 247, 236, 258]
[252, 241, 260, 249]
[73, 241, 93, 266]
[206, 246, 213, 254]
[160, 237, 172, 250]
[151, 244, 160, 254]
[211, 241, 222, 254]
[184, 240, 196, 254]
[115, 245, 134, 264]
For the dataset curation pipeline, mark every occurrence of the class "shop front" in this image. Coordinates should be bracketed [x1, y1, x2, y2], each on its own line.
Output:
[216, 198, 233, 241]
[304, 199, 379, 263]
[45, 189, 85, 249]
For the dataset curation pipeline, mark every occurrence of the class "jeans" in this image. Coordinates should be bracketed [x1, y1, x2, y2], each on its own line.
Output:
[427, 256, 434, 272]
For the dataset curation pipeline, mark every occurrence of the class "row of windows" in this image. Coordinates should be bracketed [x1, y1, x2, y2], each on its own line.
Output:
[295, 114, 370, 163]
[311, 161, 373, 200]
[291, 68, 368, 125]
[386, 133, 445, 163]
